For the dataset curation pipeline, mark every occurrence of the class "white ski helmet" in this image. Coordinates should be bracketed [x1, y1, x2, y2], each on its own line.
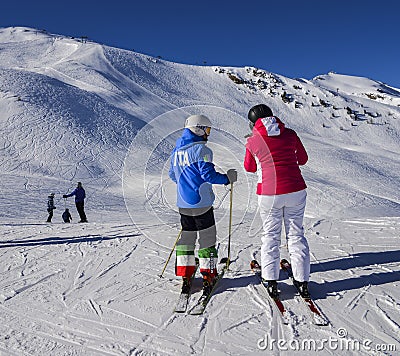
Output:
[184, 114, 212, 136]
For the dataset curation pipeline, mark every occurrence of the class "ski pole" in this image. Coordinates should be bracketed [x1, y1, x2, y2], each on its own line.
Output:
[226, 182, 234, 270]
[159, 228, 182, 278]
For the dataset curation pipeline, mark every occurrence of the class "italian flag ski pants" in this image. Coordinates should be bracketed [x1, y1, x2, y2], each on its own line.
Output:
[258, 189, 310, 282]
[176, 207, 218, 279]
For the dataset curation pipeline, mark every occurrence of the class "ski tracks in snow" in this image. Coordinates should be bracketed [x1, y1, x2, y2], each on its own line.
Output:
[0, 217, 399, 355]
[0, 222, 148, 355]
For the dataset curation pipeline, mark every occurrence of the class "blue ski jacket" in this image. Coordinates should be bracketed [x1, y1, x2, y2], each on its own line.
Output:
[65, 187, 86, 202]
[169, 129, 229, 208]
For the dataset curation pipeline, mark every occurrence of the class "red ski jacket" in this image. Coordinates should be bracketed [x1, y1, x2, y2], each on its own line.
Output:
[244, 116, 308, 195]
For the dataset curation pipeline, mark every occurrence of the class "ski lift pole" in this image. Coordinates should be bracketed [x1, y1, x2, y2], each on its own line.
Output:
[159, 228, 182, 278]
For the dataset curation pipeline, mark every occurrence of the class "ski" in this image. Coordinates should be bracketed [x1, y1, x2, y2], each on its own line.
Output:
[280, 259, 329, 326]
[174, 259, 199, 313]
[250, 260, 290, 325]
[189, 259, 229, 315]
[174, 286, 193, 313]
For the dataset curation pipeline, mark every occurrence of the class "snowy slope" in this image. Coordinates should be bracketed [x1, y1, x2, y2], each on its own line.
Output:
[0, 26, 399, 355]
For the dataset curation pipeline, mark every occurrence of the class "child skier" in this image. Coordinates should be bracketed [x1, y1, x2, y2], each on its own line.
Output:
[169, 114, 237, 294]
[244, 104, 310, 298]
[62, 208, 72, 223]
[46, 193, 56, 223]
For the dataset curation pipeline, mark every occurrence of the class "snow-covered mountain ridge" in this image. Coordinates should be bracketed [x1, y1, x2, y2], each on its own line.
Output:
[0, 26, 399, 356]
[1, 26, 399, 219]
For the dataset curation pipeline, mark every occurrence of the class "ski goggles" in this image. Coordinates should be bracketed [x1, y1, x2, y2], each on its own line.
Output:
[198, 126, 211, 136]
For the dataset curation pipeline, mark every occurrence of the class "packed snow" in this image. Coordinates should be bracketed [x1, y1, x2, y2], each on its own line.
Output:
[0, 26, 399, 355]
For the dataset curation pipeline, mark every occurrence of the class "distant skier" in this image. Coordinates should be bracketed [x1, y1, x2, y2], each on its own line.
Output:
[169, 114, 237, 294]
[63, 182, 88, 223]
[62, 208, 72, 223]
[46, 193, 56, 223]
[244, 104, 310, 298]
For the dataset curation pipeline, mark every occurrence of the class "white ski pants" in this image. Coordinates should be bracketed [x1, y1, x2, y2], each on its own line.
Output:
[258, 189, 310, 282]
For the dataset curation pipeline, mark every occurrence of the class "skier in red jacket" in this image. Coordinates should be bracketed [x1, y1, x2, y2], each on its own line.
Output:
[244, 104, 310, 298]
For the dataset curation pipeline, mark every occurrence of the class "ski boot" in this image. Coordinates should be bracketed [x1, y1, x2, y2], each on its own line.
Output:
[202, 273, 215, 295]
[263, 279, 279, 299]
[293, 280, 310, 298]
[181, 277, 192, 294]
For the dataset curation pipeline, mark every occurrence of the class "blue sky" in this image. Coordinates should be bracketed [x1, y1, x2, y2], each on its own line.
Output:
[2, 0, 400, 88]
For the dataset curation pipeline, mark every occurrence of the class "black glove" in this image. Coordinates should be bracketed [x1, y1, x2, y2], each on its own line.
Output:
[63, 195, 67, 198]
[226, 169, 238, 184]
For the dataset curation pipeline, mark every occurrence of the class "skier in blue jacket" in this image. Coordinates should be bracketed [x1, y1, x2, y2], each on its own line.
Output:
[63, 182, 88, 223]
[169, 114, 237, 294]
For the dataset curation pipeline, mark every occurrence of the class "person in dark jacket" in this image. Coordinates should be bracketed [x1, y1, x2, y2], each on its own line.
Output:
[46, 193, 56, 222]
[62, 208, 72, 223]
[244, 104, 310, 298]
[63, 182, 88, 223]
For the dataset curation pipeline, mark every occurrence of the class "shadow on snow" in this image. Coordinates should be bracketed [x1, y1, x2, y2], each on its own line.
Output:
[308, 249, 400, 299]
[205, 250, 400, 300]
[0, 233, 141, 248]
